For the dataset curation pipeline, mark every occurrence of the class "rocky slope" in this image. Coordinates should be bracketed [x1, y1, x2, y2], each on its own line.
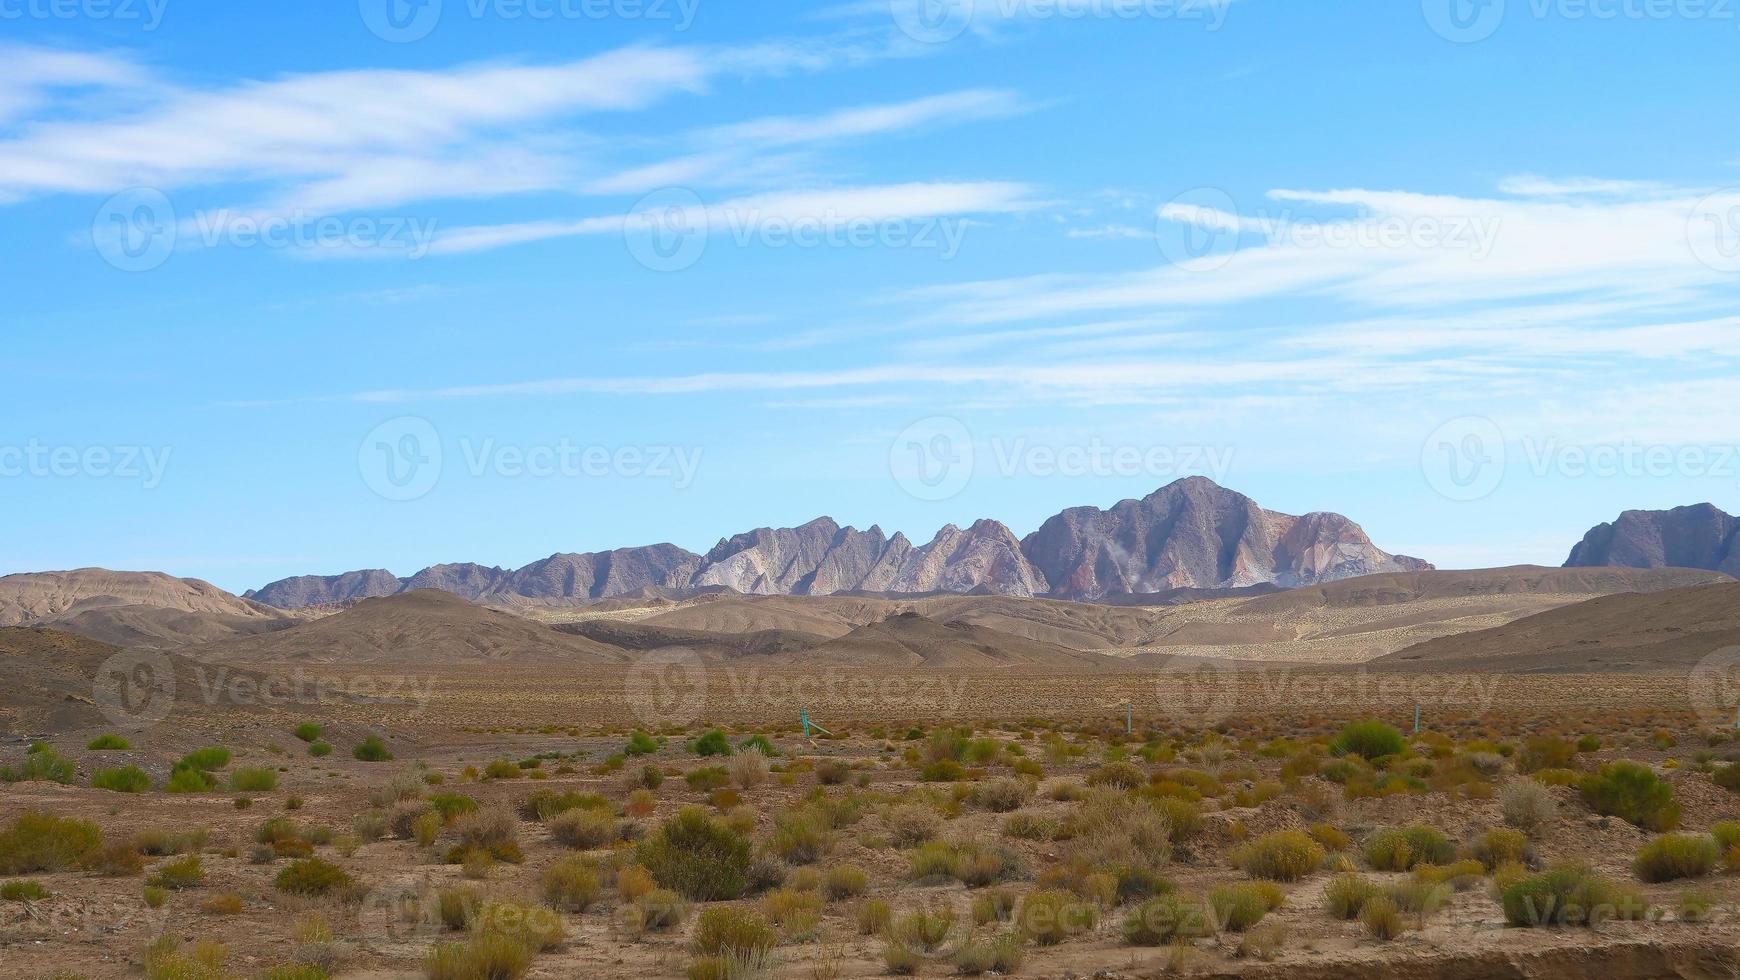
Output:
[0, 569, 282, 627]
[1564, 503, 1740, 576]
[246, 478, 1425, 607]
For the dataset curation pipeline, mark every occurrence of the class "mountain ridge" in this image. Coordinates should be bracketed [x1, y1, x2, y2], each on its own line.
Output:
[245, 477, 1428, 608]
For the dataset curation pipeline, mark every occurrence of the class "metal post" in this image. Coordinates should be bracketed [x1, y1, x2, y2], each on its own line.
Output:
[1126, 704, 1133, 735]
[1413, 705, 1421, 735]
[802, 708, 811, 737]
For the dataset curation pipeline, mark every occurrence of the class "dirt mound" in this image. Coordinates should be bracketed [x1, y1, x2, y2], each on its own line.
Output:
[40, 599, 300, 649]
[0, 568, 277, 627]
[789, 612, 1120, 670]
[554, 619, 826, 660]
[1374, 581, 1740, 672]
[188, 589, 627, 666]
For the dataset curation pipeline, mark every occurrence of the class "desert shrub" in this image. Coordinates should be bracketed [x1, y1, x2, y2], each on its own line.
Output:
[1635, 834, 1720, 882]
[1018, 890, 1096, 945]
[1580, 762, 1680, 831]
[694, 906, 777, 960]
[180, 746, 231, 771]
[1413, 858, 1487, 893]
[144, 935, 229, 980]
[231, 767, 279, 792]
[920, 759, 966, 782]
[472, 900, 566, 953]
[436, 886, 481, 930]
[628, 888, 688, 933]
[1235, 830, 1325, 882]
[1712, 821, 1740, 851]
[148, 855, 205, 890]
[971, 887, 1019, 925]
[1003, 812, 1059, 841]
[1499, 778, 1557, 833]
[1, 879, 49, 901]
[293, 723, 322, 742]
[83, 840, 146, 876]
[0, 812, 102, 874]
[1713, 762, 1740, 794]
[885, 803, 941, 846]
[730, 750, 769, 789]
[1329, 721, 1405, 761]
[1361, 894, 1404, 939]
[1517, 736, 1577, 774]
[1, 745, 76, 784]
[1087, 761, 1146, 789]
[1324, 873, 1381, 919]
[770, 809, 832, 865]
[520, 788, 606, 821]
[952, 933, 1025, 975]
[352, 736, 393, 762]
[92, 765, 150, 793]
[1472, 828, 1531, 869]
[307, 741, 333, 757]
[427, 792, 480, 822]
[824, 864, 868, 899]
[1308, 823, 1351, 853]
[548, 808, 616, 850]
[1501, 863, 1642, 927]
[275, 857, 352, 896]
[972, 778, 1032, 812]
[1363, 826, 1454, 872]
[452, 806, 519, 853]
[1066, 791, 1173, 880]
[1209, 883, 1278, 932]
[425, 930, 532, 980]
[542, 854, 602, 911]
[637, 806, 751, 901]
[815, 759, 851, 786]
[1123, 893, 1214, 945]
[87, 734, 131, 750]
[690, 730, 733, 757]
[857, 897, 894, 935]
[686, 766, 731, 792]
[626, 731, 659, 756]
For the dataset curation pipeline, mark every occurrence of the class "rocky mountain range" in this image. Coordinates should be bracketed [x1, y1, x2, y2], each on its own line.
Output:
[246, 477, 1430, 608]
[1564, 503, 1740, 576]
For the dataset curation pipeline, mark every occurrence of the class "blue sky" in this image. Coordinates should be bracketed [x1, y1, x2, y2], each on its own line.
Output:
[5, 0, 1740, 593]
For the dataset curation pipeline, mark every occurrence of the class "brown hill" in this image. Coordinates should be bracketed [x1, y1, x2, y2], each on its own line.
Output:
[0, 568, 278, 627]
[1231, 565, 1728, 615]
[39, 598, 300, 649]
[1373, 582, 1740, 673]
[1565, 503, 1740, 575]
[554, 619, 827, 661]
[789, 612, 1120, 670]
[188, 590, 626, 666]
[0, 626, 123, 731]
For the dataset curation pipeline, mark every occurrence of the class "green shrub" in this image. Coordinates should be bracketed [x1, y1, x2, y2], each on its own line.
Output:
[824, 864, 868, 899]
[1363, 826, 1454, 871]
[0, 812, 102, 874]
[1580, 762, 1680, 831]
[549, 808, 617, 849]
[147, 855, 205, 890]
[180, 746, 231, 771]
[1472, 828, 1531, 869]
[739, 735, 778, 756]
[685, 766, 730, 792]
[693, 906, 777, 957]
[1, 879, 50, 901]
[920, 759, 965, 782]
[274, 857, 352, 896]
[625, 731, 659, 756]
[427, 792, 480, 822]
[1235, 830, 1325, 881]
[1018, 890, 1097, 945]
[1634, 834, 1719, 882]
[1361, 894, 1404, 939]
[352, 736, 393, 762]
[307, 741, 332, 757]
[1329, 721, 1406, 761]
[1324, 873, 1381, 919]
[425, 930, 532, 980]
[1517, 736, 1576, 774]
[92, 765, 150, 792]
[165, 767, 215, 793]
[293, 723, 322, 742]
[230, 767, 278, 792]
[951, 933, 1025, 974]
[1122, 894, 1213, 945]
[1501, 864, 1643, 927]
[636, 807, 751, 900]
[542, 853, 602, 911]
[1209, 883, 1276, 932]
[519, 789, 607, 821]
[1086, 761, 1146, 789]
[1, 745, 75, 784]
[87, 734, 131, 750]
[690, 730, 732, 757]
